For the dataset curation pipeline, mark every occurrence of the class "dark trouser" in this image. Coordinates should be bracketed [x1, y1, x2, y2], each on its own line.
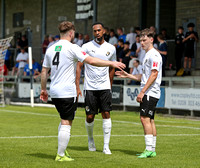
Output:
[175, 47, 184, 73]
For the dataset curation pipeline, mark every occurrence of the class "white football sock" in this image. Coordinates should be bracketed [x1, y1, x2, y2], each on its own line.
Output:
[103, 118, 112, 149]
[57, 125, 71, 157]
[152, 136, 157, 152]
[145, 134, 153, 151]
[85, 120, 94, 142]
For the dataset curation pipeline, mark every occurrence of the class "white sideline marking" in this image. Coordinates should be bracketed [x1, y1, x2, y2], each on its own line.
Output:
[0, 134, 200, 139]
[0, 109, 200, 130]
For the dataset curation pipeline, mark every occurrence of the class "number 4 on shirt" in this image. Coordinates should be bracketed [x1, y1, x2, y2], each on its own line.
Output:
[52, 52, 60, 69]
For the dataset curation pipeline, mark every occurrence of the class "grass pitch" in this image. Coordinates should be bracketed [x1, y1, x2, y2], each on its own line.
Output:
[0, 105, 200, 168]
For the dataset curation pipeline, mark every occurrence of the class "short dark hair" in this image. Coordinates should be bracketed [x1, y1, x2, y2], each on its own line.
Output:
[157, 33, 164, 40]
[178, 26, 184, 30]
[135, 27, 141, 31]
[92, 22, 105, 28]
[135, 59, 140, 64]
[140, 28, 154, 38]
[110, 29, 115, 33]
[187, 22, 195, 28]
[58, 21, 75, 34]
[117, 27, 123, 32]
[136, 35, 140, 38]
[118, 39, 124, 44]
[124, 41, 130, 45]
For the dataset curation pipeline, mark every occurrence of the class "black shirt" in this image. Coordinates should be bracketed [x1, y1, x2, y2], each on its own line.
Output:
[175, 33, 184, 49]
[185, 31, 198, 49]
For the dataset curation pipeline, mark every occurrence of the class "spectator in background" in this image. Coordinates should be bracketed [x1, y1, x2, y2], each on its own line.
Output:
[54, 35, 60, 42]
[16, 37, 21, 54]
[109, 29, 118, 47]
[129, 35, 141, 72]
[129, 59, 142, 85]
[157, 34, 168, 77]
[131, 35, 140, 57]
[119, 41, 130, 62]
[4, 46, 11, 70]
[182, 23, 199, 76]
[47, 35, 55, 48]
[116, 39, 124, 61]
[16, 48, 29, 76]
[24, 59, 41, 82]
[126, 27, 136, 49]
[122, 49, 131, 73]
[42, 35, 49, 54]
[104, 27, 110, 42]
[117, 27, 126, 43]
[18, 35, 28, 52]
[135, 27, 141, 35]
[120, 42, 131, 72]
[161, 28, 170, 40]
[131, 35, 145, 64]
[73, 32, 79, 44]
[33, 59, 42, 73]
[175, 26, 185, 76]
[76, 33, 84, 46]
[11, 63, 19, 76]
[150, 26, 158, 47]
[83, 34, 90, 44]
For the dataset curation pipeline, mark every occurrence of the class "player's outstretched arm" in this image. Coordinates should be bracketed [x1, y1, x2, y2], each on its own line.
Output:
[75, 61, 84, 99]
[115, 70, 142, 81]
[40, 67, 50, 102]
[83, 56, 126, 70]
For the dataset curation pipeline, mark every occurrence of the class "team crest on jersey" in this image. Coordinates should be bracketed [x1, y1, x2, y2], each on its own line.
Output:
[106, 52, 110, 56]
[55, 46, 62, 51]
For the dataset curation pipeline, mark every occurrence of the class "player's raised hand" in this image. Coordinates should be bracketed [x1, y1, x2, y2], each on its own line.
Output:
[111, 61, 126, 70]
[115, 70, 129, 78]
[40, 90, 48, 102]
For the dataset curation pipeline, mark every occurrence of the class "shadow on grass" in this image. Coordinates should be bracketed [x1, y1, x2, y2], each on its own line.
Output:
[27, 153, 55, 160]
[111, 149, 140, 156]
[68, 145, 102, 153]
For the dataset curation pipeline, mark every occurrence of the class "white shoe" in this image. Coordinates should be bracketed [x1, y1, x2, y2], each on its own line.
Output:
[88, 141, 96, 151]
[103, 148, 112, 155]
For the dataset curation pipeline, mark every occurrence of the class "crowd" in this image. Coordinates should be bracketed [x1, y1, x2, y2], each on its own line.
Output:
[2, 22, 198, 83]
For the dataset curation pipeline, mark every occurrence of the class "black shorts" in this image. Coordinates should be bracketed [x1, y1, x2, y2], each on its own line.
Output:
[84, 89, 112, 115]
[140, 95, 159, 119]
[185, 47, 194, 58]
[52, 97, 77, 120]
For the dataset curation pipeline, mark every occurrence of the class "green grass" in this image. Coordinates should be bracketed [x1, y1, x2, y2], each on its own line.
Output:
[0, 105, 200, 168]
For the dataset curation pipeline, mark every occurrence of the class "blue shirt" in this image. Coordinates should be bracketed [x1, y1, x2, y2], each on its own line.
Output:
[24, 64, 34, 76]
[158, 42, 167, 57]
[5, 50, 11, 61]
[33, 62, 41, 72]
[118, 34, 126, 43]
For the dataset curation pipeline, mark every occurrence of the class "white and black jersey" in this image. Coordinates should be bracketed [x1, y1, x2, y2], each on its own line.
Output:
[43, 40, 88, 98]
[141, 48, 162, 99]
[82, 40, 116, 90]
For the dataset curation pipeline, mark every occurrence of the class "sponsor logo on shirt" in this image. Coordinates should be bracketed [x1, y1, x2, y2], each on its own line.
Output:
[81, 51, 87, 55]
[153, 61, 158, 67]
[55, 45, 62, 51]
